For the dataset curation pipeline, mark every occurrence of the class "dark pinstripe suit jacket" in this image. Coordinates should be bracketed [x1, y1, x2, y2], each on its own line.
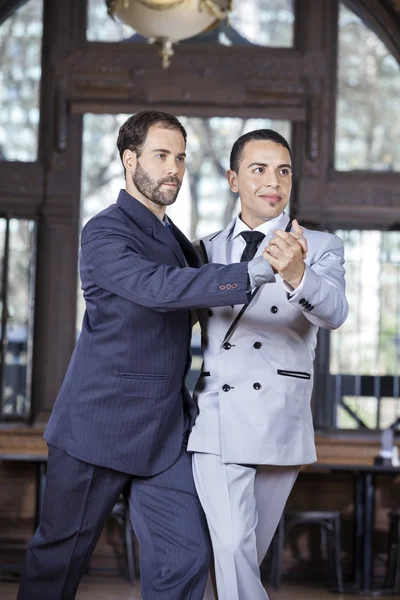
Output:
[44, 190, 250, 476]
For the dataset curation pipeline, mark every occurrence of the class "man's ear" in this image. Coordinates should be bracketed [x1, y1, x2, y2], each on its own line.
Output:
[123, 149, 137, 174]
[226, 169, 239, 193]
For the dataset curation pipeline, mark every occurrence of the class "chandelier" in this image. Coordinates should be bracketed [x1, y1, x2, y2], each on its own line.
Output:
[106, 0, 233, 68]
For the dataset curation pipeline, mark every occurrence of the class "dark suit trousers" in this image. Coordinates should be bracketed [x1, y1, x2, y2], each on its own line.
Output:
[17, 445, 210, 600]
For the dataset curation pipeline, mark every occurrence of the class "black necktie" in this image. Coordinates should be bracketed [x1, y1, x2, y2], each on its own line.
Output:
[240, 231, 265, 262]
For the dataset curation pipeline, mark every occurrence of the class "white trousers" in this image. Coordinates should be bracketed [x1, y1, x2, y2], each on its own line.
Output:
[192, 453, 299, 600]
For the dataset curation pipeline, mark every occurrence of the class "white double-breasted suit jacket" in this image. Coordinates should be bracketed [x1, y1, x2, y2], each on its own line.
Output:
[188, 212, 349, 466]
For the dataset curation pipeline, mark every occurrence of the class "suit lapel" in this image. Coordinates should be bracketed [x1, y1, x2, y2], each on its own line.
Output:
[168, 219, 201, 268]
[116, 190, 188, 268]
[206, 219, 235, 265]
[153, 219, 187, 268]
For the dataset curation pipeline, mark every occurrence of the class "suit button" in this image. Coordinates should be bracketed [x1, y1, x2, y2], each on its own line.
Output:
[253, 342, 262, 349]
[222, 384, 231, 392]
[299, 298, 305, 305]
[219, 284, 226, 291]
[270, 306, 278, 314]
[226, 283, 232, 290]
[232, 283, 238, 289]
[253, 382, 262, 390]
[223, 342, 232, 350]
[208, 310, 213, 317]
[310, 305, 314, 310]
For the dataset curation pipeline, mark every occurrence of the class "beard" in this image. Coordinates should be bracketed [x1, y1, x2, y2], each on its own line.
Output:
[132, 160, 182, 207]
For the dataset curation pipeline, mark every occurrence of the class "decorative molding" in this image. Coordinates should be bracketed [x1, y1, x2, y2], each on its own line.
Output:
[326, 177, 400, 209]
[58, 45, 325, 115]
[54, 86, 68, 153]
[303, 78, 323, 176]
[0, 163, 43, 197]
[295, 174, 400, 228]
[0, 163, 44, 217]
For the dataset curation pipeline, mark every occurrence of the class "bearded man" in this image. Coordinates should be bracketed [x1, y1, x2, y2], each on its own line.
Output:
[18, 111, 278, 600]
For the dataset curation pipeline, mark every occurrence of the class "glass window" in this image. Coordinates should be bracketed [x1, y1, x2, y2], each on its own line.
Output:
[87, 0, 294, 47]
[329, 230, 400, 430]
[226, 0, 294, 47]
[0, 218, 36, 420]
[336, 3, 400, 171]
[0, 0, 43, 161]
[87, 0, 136, 42]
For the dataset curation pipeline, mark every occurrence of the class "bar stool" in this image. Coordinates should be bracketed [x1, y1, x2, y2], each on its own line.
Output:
[269, 510, 344, 592]
[385, 510, 400, 593]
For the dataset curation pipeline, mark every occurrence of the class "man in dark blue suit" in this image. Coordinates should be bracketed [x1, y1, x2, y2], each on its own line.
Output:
[18, 111, 276, 599]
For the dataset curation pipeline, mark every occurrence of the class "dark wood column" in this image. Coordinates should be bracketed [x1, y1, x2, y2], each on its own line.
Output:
[290, 0, 340, 226]
[31, 0, 87, 423]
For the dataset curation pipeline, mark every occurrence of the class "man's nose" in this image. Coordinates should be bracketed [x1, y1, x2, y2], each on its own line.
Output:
[166, 159, 179, 176]
[264, 170, 279, 188]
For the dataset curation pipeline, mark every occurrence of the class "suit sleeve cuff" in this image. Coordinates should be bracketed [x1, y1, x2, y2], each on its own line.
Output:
[284, 268, 307, 298]
[247, 255, 276, 288]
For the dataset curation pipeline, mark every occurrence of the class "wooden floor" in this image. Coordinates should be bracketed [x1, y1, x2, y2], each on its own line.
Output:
[0, 576, 391, 599]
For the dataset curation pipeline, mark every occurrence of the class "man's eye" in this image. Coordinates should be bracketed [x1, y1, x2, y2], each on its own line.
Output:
[280, 168, 290, 176]
[254, 167, 264, 174]
[177, 156, 185, 163]
[156, 154, 166, 159]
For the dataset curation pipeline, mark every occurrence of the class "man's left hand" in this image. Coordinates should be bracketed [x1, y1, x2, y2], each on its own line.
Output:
[263, 225, 305, 289]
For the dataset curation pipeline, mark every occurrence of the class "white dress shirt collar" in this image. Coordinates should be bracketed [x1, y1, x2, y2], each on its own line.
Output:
[230, 212, 285, 241]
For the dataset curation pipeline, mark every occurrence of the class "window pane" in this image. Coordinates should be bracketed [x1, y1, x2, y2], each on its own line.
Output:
[87, 0, 294, 47]
[0, 0, 43, 161]
[87, 0, 135, 41]
[380, 397, 400, 430]
[226, 0, 294, 47]
[330, 230, 400, 429]
[336, 3, 400, 171]
[77, 113, 290, 332]
[337, 396, 378, 429]
[0, 219, 36, 420]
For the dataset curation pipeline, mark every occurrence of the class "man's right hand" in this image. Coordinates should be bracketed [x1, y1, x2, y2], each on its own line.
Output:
[261, 219, 307, 288]
[288, 219, 307, 259]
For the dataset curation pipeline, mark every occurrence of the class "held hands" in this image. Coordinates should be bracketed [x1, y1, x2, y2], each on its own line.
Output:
[262, 219, 307, 289]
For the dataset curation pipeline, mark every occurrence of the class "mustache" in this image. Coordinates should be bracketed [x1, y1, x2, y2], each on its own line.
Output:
[257, 189, 282, 198]
[158, 176, 181, 186]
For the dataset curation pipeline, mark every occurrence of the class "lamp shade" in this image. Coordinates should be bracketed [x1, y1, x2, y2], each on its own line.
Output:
[136, 0, 186, 8]
[111, 0, 218, 41]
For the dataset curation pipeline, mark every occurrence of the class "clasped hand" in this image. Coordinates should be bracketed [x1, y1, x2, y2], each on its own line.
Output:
[262, 219, 307, 289]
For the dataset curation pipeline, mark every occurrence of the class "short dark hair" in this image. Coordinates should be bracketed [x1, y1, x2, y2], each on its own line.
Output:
[117, 110, 187, 164]
[230, 129, 292, 173]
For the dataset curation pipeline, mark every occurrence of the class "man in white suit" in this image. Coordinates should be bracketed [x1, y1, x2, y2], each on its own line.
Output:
[188, 129, 349, 600]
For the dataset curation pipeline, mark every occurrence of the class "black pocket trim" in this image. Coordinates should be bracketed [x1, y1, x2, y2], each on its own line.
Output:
[119, 372, 169, 381]
[277, 369, 311, 380]
[200, 371, 211, 377]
